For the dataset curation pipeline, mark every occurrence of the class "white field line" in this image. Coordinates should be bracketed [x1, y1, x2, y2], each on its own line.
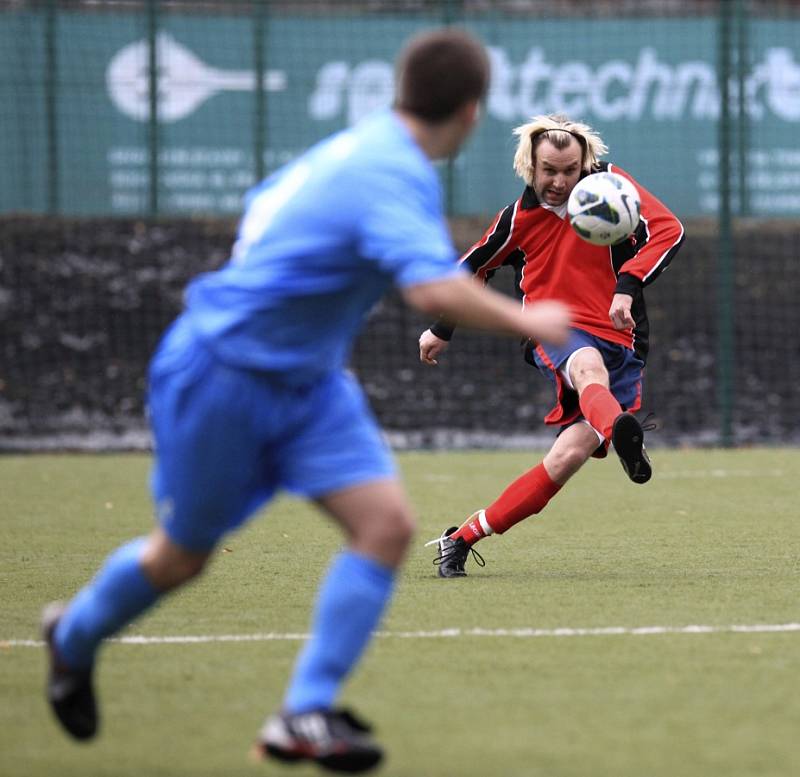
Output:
[423, 469, 786, 483]
[657, 468, 785, 479]
[4, 622, 800, 649]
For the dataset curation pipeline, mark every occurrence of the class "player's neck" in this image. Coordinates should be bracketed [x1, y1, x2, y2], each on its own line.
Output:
[395, 110, 465, 161]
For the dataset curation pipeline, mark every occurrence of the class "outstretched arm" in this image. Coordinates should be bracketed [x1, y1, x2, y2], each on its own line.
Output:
[426, 202, 520, 341]
[405, 273, 570, 363]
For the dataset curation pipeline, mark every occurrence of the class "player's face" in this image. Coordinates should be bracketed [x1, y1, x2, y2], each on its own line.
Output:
[532, 139, 583, 206]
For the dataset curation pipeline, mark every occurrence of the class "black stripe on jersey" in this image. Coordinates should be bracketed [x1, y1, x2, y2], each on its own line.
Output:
[521, 186, 540, 210]
[611, 218, 649, 275]
[461, 203, 516, 274]
[629, 223, 685, 362]
[506, 248, 526, 300]
[630, 288, 650, 364]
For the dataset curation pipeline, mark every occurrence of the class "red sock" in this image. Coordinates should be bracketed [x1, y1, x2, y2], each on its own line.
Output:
[482, 463, 562, 535]
[450, 510, 493, 546]
[579, 383, 622, 440]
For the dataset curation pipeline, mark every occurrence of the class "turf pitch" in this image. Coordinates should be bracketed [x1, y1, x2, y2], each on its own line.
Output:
[1, 449, 798, 777]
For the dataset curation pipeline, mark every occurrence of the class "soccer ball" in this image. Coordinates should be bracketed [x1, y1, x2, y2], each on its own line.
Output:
[567, 171, 641, 246]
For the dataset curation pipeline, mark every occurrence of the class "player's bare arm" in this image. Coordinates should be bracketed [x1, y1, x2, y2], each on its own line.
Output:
[403, 273, 570, 348]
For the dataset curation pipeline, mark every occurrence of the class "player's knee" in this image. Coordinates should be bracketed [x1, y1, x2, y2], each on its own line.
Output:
[362, 507, 416, 554]
[570, 350, 609, 391]
[349, 508, 415, 568]
[574, 368, 609, 391]
[147, 552, 209, 591]
[178, 552, 209, 581]
[141, 530, 211, 591]
[379, 508, 417, 548]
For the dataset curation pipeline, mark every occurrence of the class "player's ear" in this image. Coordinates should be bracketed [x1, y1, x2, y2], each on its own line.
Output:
[461, 99, 481, 128]
[450, 100, 480, 145]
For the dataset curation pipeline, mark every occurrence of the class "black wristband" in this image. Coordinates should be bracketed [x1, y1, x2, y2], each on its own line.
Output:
[429, 319, 455, 341]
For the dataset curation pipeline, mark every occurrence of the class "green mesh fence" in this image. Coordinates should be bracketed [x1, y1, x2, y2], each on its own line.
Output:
[1, 0, 799, 448]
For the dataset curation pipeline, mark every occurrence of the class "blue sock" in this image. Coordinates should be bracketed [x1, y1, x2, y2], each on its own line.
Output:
[284, 550, 395, 714]
[54, 537, 160, 670]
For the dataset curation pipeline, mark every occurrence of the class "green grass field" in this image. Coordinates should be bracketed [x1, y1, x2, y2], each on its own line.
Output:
[1, 449, 798, 777]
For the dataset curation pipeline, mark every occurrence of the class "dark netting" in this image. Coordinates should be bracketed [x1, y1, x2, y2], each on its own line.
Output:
[0, 217, 231, 446]
[2, 216, 799, 449]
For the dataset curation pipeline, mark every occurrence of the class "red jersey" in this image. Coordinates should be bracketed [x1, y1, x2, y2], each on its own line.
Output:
[433, 162, 684, 363]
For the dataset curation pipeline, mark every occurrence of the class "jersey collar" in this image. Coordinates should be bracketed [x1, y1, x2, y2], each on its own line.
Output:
[520, 186, 568, 219]
[521, 185, 540, 210]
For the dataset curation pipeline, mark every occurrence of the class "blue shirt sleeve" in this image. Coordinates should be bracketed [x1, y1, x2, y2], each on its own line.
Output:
[355, 161, 463, 288]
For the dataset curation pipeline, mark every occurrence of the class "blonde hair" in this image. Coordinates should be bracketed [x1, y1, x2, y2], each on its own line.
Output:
[512, 114, 608, 186]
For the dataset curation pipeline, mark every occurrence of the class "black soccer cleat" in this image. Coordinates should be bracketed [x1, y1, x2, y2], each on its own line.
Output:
[427, 525, 485, 578]
[611, 412, 652, 484]
[254, 707, 383, 773]
[42, 602, 99, 741]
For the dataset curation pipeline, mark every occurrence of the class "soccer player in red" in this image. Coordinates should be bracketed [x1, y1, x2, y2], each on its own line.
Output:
[419, 114, 685, 578]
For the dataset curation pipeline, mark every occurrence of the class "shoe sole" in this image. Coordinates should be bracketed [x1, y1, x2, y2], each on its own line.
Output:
[611, 413, 652, 484]
[318, 749, 383, 773]
[260, 742, 306, 763]
[260, 742, 382, 773]
[437, 567, 467, 578]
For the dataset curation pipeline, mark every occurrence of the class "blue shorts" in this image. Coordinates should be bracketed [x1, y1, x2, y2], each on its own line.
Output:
[529, 328, 644, 429]
[147, 319, 396, 551]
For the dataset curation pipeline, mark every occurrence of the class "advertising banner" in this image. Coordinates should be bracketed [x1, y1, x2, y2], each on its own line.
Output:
[2, 13, 799, 217]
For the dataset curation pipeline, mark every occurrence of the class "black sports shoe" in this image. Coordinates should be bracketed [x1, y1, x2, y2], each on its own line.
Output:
[255, 707, 383, 773]
[42, 602, 98, 741]
[427, 525, 485, 578]
[611, 412, 652, 484]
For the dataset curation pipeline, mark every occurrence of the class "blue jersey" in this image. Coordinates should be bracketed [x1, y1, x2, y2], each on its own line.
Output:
[183, 109, 461, 384]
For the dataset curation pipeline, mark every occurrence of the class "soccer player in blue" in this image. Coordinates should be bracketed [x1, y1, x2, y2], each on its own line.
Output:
[42, 29, 570, 773]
